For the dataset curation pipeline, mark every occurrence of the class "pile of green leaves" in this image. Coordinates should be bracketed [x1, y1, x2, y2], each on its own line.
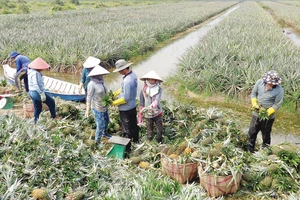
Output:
[102, 90, 115, 107]
[258, 109, 269, 121]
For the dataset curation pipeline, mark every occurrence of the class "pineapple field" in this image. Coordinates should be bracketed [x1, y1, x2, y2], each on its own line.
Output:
[0, 0, 300, 199]
[0, 98, 299, 199]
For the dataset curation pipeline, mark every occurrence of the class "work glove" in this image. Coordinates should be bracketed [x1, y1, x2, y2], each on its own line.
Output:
[138, 106, 144, 124]
[150, 100, 158, 108]
[112, 98, 126, 106]
[251, 98, 259, 111]
[78, 83, 84, 94]
[267, 107, 275, 116]
[40, 93, 46, 102]
[113, 88, 121, 98]
[85, 102, 91, 118]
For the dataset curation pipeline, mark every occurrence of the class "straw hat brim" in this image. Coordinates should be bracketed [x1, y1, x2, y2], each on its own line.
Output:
[113, 62, 132, 72]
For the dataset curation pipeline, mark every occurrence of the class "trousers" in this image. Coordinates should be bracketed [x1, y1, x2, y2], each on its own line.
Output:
[248, 114, 275, 152]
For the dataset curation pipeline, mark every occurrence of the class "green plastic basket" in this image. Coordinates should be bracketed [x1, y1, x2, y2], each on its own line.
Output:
[106, 144, 126, 159]
[0, 97, 13, 109]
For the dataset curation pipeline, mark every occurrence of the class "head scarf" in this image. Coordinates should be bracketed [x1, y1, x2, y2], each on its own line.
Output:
[91, 75, 104, 84]
[143, 80, 159, 97]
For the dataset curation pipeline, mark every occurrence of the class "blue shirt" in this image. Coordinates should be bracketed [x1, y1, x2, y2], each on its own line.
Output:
[15, 55, 30, 72]
[251, 79, 284, 119]
[118, 71, 138, 111]
[80, 68, 92, 91]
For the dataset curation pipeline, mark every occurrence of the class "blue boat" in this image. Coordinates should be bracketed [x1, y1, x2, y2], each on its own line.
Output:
[2, 64, 86, 102]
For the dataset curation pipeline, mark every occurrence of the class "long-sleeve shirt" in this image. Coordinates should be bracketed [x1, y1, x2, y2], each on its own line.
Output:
[251, 79, 284, 119]
[28, 69, 44, 94]
[86, 81, 108, 112]
[118, 71, 138, 111]
[80, 68, 92, 91]
[139, 86, 162, 118]
[14, 55, 30, 72]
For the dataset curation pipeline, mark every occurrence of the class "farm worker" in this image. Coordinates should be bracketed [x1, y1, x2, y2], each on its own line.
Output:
[85, 65, 111, 146]
[78, 56, 101, 98]
[112, 59, 139, 151]
[138, 70, 163, 143]
[248, 70, 284, 153]
[27, 57, 58, 124]
[10, 51, 30, 93]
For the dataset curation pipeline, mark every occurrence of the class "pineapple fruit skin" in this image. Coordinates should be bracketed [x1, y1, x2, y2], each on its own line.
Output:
[30, 188, 49, 200]
[66, 191, 85, 200]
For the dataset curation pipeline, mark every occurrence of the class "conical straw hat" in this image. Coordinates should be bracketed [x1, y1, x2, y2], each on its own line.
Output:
[88, 65, 110, 77]
[140, 70, 163, 82]
[28, 57, 50, 70]
[83, 56, 101, 68]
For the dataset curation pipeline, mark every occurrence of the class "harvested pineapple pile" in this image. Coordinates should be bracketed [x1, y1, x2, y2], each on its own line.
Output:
[0, 99, 299, 199]
[241, 143, 300, 193]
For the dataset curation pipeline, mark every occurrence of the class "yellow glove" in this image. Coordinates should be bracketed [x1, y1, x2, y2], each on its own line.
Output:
[251, 98, 259, 109]
[112, 98, 126, 106]
[85, 102, 91, 117]
[113, 88, 121, 98]
[267, 107, 275, 116]
[78, 83, 84, 94]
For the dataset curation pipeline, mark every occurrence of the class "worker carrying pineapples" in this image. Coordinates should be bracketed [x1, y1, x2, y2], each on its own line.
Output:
[10, 51, 30, 93]
[248, 70, 284, 153]
[85, 64, 111, 147]
[112, 59, 139, 152]
[138, 70, 163, 143]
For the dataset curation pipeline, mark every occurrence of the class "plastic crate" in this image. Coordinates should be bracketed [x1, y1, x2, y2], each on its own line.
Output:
[106, 144, 126, 159]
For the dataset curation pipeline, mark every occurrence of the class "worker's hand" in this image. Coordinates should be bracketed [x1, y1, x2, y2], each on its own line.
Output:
[113, 88, 121, 98]
[40, 93, 46, 102]
[267, 107, 275, 116]
[85, 102, 91, 117]
[78, 83, 84, 94]
[150, 100, 158, 108]
[138, 106, 144, 124]
[112, 98, 126, 106]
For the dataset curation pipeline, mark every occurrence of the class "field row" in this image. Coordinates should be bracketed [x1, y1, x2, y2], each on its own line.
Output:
[0, 1, 237, 71]
[173, 1, 300, 108]
[262, 1, 300, 32]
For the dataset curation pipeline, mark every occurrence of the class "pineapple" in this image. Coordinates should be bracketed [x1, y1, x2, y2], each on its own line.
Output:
[169, 153, 179, 159]
[30, 188, 49, 200]
[130, 156, 142, 164]
[260, 176, 273, 188]
[184, 147, 192, 155]
[139, 161, 150, 169]
[66, 191, 85, 200]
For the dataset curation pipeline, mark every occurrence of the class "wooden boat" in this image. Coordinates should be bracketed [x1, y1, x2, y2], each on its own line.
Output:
[2, 64, 86, 102]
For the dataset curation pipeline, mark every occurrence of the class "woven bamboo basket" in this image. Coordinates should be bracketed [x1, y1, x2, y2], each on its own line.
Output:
[161, 157, 198, 184]
[23, 103, 34, 118]
[198, 164, 242, 197]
